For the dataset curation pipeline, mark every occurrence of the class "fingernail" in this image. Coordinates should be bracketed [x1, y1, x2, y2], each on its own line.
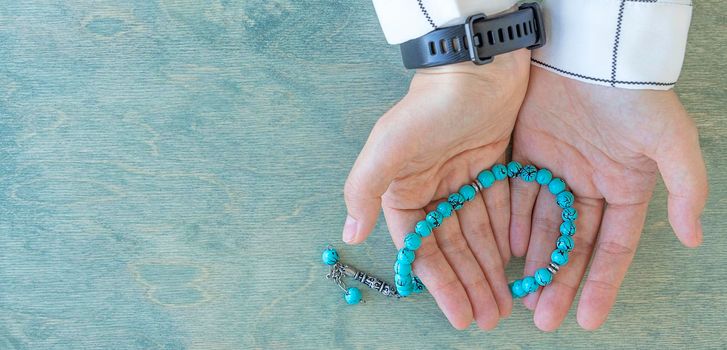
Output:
[342, 215, 358, 244]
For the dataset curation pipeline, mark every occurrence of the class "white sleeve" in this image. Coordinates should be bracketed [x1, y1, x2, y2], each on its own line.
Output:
[372, 0, 693, 91]
[371, 0, 519, 45]
[532, 0, 693, 90]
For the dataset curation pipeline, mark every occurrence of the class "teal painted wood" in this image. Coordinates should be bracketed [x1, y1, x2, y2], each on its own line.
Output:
[0, 1, 725, 349]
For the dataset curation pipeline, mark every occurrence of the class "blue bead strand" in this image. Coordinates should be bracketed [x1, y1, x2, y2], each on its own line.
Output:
[507, 164, 578, 299]
[387, 163, 577, 301]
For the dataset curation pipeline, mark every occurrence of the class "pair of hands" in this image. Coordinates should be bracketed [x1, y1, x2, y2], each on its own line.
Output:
[341, 49, 708, 331]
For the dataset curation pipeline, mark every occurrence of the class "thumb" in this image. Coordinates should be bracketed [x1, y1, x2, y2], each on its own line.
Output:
[342, 119, 407, 244]
[654, 106, 708, 248]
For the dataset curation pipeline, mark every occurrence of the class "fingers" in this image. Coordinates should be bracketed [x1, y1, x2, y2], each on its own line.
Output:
[532, 197, 604, 332]
[433, 206, 500, 330]
[482, 152, 512, 264]
[457, 191, 513, 318]
[521, 186, 561, 310]
[509, 158, 540, 257]
[576, 201, 649, 330]
[383, 206, 473, 330]
[343, 120, 409, 244]
[653, 107, 708, 248]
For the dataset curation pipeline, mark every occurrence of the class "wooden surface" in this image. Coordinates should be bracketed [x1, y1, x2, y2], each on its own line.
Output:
[0, 1, 725, 349]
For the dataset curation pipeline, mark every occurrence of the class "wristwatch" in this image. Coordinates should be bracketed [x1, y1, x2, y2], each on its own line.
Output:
[399, 2, 546, 69]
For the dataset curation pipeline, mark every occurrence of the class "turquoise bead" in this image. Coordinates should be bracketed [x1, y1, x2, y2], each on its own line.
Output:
[412, 277, 426, 293]
[395, 273, 412, 288]
[556, 235, 574, 252]
[344, 287, 362, 305]
[556, 191, 575, 208]
[536, 168, 553, 185]
[415, 220, 433, 237]
[448, 192, 465, 210]
[477, 170, 495, 188]
[321, 248, 339, 265]
[395, 274, 413, 296]
[397, 248, 415, 264]
[426, 210, 443, 228]
[436, 201, 454, 218]
[492, 164, 508, 180]
[459, 184, 476, 201]
[511, 280, 526, 298]
[519, 164, 537, 182]
[551, 249, 569, 266]
[562, 207, 578, 222]
[560, 221, 576, 236]
[404, 232, 422, 250]
[534, 268, 553, 286]
[522, 276, 538, 294]
[394, 261, 411, 275]
[507, 161, 522, 178]
[548, 178, 566, 195]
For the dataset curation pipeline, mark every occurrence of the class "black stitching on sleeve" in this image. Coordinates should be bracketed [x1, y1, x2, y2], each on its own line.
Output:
[626, 0, 692, 6]
[531, 59, 677, 87]
[417, 0, 437, 29]
[610, 0, 626, 87]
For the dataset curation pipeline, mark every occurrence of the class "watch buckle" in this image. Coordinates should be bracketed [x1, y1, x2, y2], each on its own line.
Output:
[464, 13, 494, 65]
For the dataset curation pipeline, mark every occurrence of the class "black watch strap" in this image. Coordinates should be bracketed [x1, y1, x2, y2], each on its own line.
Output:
[400, 2, 545, 69]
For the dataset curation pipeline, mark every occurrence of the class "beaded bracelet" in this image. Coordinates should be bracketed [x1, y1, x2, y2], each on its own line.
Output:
[322, 161, 577, 304]
[393, 161, 578, 298]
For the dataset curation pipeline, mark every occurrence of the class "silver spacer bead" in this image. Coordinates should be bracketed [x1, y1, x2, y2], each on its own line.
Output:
[472, 180, 483, 193]
[548, 262, 560, 275]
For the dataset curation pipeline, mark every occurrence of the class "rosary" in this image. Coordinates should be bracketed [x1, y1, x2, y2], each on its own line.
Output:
[322, 161, 577, 304]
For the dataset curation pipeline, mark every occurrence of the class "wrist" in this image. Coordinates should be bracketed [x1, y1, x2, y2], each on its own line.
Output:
[415, 49, 531, 82]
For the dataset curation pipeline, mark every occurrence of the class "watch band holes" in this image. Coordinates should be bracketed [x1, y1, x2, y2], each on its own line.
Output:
[516, 24, 522, 37]
[528, 21, 534, 33]
[462, 36, 469, 50]
[439, 39, 448, 54]
[523, 22, 528, 35]
[486, 31, 494, 45]
[451, 38, 461, 52]
[507, 26, 514, 41]
[428, 41, 436, 55]
[497, 28, 504, 43]
[473, 33, 482, 47]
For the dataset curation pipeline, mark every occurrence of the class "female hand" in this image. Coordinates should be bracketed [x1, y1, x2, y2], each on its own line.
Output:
[509, 67, 708, 331]
[342, 50, 531, 329]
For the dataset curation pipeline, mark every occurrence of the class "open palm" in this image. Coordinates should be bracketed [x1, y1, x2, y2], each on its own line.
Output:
[509, 67, 708, 331]
[342, 50, 530, 329]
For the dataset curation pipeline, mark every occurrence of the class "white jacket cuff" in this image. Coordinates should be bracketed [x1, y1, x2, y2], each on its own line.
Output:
[372, 0, 518, 45]
[532, 0, 693, 90]
[372, 0, 693, 90]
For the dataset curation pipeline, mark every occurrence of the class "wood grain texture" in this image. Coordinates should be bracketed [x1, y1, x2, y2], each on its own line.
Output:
[0, 1, 725, 349]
